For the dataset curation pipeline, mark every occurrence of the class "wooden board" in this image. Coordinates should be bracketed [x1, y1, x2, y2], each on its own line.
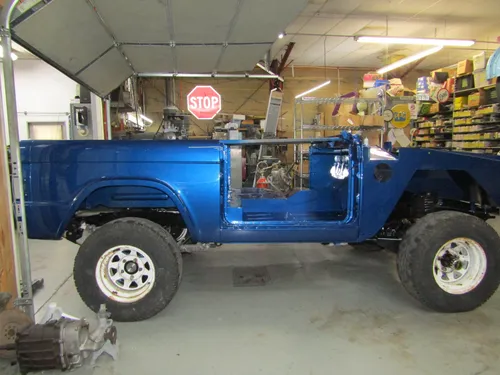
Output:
[0, 120, 18, 306]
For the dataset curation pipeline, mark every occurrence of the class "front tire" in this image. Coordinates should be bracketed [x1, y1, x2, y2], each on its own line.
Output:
[397, 211, 500, 312]
[74, 217, 182, 322]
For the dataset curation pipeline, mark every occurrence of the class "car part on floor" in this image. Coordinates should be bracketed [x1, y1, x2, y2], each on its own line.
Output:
[74, 217, 182, 322]
[0, 294, 33, 360]
[397, 211, 500, 312]
[1, 304, 118, 374]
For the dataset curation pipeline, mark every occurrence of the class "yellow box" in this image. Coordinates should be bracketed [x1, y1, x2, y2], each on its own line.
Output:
[468, 92, 481, 107]
[429, 103, 439, 114]
[454, 97, 468, 110]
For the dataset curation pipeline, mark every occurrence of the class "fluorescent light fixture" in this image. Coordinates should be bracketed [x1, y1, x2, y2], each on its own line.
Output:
[139, 114, 153, 123]
[0, 45, 18, 60]
[355, 36, 475, 47]
[278, 33, 285, 39]
[376, 46, 443, 74]
[295, 80, 331, 98]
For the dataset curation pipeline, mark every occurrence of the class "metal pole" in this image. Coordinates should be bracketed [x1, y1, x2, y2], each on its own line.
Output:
[138, 73, 284, 81]
[105, 98, 112, 140]
[293, 99, 297, 163]
[299, 100, 304, 190]
[1, 0, 34, 320]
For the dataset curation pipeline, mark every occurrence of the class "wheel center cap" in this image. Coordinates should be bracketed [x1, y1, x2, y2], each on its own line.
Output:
[124, 261, 139, 274]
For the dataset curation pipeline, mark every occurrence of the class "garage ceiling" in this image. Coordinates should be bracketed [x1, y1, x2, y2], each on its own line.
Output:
[9, 0, 308, 96]
[271, 0, 500, 70]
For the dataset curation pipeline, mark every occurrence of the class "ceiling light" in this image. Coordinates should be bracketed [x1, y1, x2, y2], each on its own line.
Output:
[295, 80, 331, 98]
[0, 45, 18, 61]
[278, 33, 285, 39]
[376, 46, 443, 74]
[355, 36, 475, 47]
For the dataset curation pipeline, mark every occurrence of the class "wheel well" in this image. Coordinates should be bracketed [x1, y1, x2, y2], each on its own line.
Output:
[64, 183, 194, 243]
[65, 208, 189, 244]
[376, 170, 498, 241]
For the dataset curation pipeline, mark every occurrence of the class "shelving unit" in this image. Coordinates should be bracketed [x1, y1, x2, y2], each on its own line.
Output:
[452, 104, 500, 153]
[414, 66, 499, 153]
[414, 99, 454, 149]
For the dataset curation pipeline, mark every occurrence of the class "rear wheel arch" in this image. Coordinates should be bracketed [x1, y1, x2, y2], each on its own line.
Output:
[58, 179, 196, 239]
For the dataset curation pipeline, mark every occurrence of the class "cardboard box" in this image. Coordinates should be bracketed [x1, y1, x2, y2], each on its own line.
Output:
[474, 69, 489, 88]
[468, 92, 482, 107]
[455, 75, 475, 91]
[484, 87, 499, 105]
[445, 77, 455, 93]
[454, 97, 468, 110]
[431, 71, 448, 83]
[457, 59, 473, 76]
[329, 115, 383, 127]
[473, 52, 486, 71]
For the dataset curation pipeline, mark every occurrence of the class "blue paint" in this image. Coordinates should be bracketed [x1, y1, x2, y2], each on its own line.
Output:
[20, 136, 500, 244]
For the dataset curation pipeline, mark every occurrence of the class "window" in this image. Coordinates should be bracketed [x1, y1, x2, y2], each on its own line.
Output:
[28, 122, 64, 140]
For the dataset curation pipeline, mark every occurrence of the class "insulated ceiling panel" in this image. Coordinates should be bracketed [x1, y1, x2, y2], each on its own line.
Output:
[176, 46, 222, 73]
[218, 44, 272, 72]
[92, 0, 170, 43]
[11, 0, 308, 96]
[76, 48, 133, 97]
[171, 0, 237, 43]
[229, 0, 308, 43]
[13, 0, 113, 74]
[121, 46, 175, 72]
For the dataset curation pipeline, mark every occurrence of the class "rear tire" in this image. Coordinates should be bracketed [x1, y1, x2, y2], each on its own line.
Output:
[74, 217, 182, 322]
[397, 211, 500, 312]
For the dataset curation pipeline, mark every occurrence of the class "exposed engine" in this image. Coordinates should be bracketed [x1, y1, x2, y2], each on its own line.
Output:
[256, 160, 293, 195]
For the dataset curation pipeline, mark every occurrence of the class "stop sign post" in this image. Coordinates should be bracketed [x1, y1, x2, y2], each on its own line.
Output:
[187, 86, 221, 120]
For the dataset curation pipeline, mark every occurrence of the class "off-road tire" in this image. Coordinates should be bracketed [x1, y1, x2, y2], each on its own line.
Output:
[397, 211, 500, 312]
[74, 217, 182, 322]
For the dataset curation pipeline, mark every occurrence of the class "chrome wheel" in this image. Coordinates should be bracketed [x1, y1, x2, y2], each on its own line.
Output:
[95, 245, 156, 303]
[433, 238, 487, 295]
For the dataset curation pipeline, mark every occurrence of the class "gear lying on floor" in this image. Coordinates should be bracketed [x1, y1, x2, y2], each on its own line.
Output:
[0, 296, 118, 374]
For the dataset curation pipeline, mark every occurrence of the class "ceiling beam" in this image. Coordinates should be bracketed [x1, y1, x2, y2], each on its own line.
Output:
[277, 42, 295, 75]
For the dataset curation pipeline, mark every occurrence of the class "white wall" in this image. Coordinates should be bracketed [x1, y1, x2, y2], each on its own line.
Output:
[14, 59, 76, 142]
[1, 58, 77, 144]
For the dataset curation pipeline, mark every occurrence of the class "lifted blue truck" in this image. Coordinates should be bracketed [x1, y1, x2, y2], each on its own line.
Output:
[21, 134, 500, 321]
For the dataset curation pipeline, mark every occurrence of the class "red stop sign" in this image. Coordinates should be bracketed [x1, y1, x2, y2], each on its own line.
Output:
[187, 85, 221, 120]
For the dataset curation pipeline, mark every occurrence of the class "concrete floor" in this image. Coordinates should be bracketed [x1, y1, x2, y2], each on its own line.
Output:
[2, 233, 500, 375]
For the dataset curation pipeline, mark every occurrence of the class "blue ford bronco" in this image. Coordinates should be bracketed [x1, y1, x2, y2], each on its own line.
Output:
[21, 134, 500, 321]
